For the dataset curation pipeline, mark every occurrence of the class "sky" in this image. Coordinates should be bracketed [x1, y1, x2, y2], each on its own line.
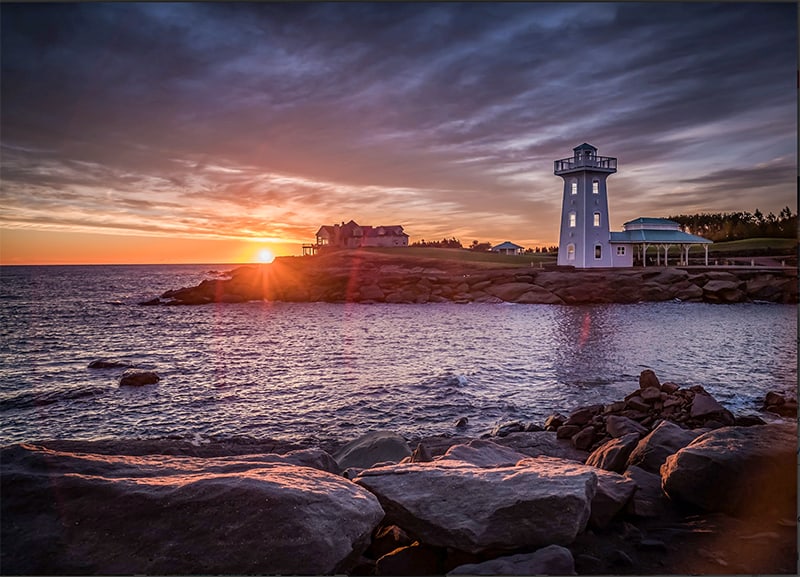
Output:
[0, 2, 796, 264]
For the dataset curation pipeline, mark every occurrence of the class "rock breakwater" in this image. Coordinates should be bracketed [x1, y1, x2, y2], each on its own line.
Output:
[141, 254, 798, 306]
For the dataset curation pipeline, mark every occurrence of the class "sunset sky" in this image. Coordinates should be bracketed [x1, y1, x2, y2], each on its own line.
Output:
[1, 2, 796, 264]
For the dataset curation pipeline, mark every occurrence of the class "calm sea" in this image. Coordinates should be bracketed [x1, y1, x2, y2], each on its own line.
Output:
[0, 264, 796, 447]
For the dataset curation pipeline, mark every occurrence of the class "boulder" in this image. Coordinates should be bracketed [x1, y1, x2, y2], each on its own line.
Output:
[334, 431, 411, 470]
[626, 420, 703, 474]
[589, 468, 638, 528]
[118, 369, 160, 386]
[605, 415, 648, 438]
[703, 279, 744, 303]
[571, 426, 596, 451]
[585, 433, 641, 473]
[640, 387, 661, 402]
[492, 431, 589, 462]
[0, 444, 384, 575]
[622, 465, 667, 517]
[690, 392, 734, 425]
[447, 545, 576, 575]
[661, 423, 797, 517]
[490, 421, 525, 437]
[639, 369, 660, 390]
[438, 440, 529, 468]
[355, 456, 597, 553]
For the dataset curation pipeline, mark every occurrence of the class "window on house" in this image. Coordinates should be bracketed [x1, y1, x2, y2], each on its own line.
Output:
[616, 246, 626, 256]
[592, 180, 599, 194]
[593, 212, 601, 227]
[571, 181, 577, 195]
[567, 244, 575, 260]
[569, 212, 576, 228]
[595, 245, 602, 259]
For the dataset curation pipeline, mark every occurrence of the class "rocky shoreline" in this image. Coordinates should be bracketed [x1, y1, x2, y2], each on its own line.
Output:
[2, 370, 796, 575]
[140, 253, 798, 306]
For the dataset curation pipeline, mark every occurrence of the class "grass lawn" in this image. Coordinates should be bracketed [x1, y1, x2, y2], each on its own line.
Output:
[706, 237, 796, 254]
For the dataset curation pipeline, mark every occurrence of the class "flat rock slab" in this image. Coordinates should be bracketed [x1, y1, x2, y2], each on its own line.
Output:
[355, 456, 597, 553]
[491, 431, 589, 462]
[661, 423, 797, 517]
[1, 443, 383, 575]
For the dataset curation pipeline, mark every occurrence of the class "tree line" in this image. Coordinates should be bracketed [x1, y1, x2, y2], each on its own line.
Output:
[667, 207, 797, 242]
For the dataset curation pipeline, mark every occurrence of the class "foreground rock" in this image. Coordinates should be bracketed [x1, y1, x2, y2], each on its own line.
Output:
[661, 423, 797, 517]
[448, 545, 576, 575]
[355, 455, 597, 553]
[1, 443, 383, 575]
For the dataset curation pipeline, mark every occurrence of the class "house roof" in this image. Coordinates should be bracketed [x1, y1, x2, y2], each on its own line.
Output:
[610, 229, 712, 244]
[363, 225, 407, 237]
[624, 217, 680, 230]
[492, 241, 524, 250]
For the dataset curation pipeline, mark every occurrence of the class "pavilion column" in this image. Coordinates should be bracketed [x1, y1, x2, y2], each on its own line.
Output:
[642, 243, 649, 267]
[664, 245, 669, 267]
[704, 245, 709, 266]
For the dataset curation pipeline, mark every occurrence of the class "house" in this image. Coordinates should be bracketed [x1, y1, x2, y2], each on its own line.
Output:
[554, 143, 711, 267]
[491, 241, 524, 255]
[303, 220, 409, 254]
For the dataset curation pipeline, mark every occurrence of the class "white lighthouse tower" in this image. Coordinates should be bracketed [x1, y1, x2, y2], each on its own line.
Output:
[555, 143, 617, 267]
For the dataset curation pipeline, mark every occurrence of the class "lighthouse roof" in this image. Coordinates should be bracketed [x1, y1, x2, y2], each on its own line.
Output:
[573, 143, 597, 151]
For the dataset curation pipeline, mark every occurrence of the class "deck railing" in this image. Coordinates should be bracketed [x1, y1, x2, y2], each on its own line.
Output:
[554, 155, 617, 174]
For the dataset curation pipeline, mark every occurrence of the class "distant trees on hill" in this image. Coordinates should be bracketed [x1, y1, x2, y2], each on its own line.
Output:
[411, 237, 463, 249]
[668, 207, 797, 242]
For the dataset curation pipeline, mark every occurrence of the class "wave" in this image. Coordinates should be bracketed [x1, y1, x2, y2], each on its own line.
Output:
[0, 385, 110, 411]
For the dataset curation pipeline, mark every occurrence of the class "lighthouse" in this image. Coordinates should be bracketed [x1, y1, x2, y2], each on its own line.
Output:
[554, 143, 617, 267]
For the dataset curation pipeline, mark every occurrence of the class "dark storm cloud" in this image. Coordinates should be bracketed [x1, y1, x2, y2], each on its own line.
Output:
[1, 2, 796, 245]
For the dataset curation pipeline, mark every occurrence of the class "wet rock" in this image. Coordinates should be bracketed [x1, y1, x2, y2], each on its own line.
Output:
[492, 431, 589, 462]
[733, 414, 767, 427]
[625, 395, 651, 413]
[544, 413, 567, 431]
[447, 545, 576, 575]
[639, 369, 660, 390]
[586, 433, 641, 473]
[606, 415, 648, 438]
[491, 421, 525, 437]
[438, 439, 528, 468]
[334, 431, 412, 470]
[556, 424, 582, 439]
[626, 420, 703, 474]
[690, 391, 734, 425]
[564, 405, 602, 427]
[355, 456, 597, 553]
[454, 417, 469, 428]
[409, 442, 433, 463]
[0, 444, 384, 575]
[640, 387, 661, 403]
[660, 382, 680, 394]
[118, 369, 160, 386]
[571, 426, 596, 451]
[661, 423, 797, 517]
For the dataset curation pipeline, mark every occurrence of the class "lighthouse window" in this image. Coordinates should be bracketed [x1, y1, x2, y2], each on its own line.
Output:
[592, 180, 599, 194]
[569, 212, 576, 228]
[595, 245, 602, 259]
[571, 181, 577, 195]
[593, 212, 601, 227]
[567, 244, 575, 261]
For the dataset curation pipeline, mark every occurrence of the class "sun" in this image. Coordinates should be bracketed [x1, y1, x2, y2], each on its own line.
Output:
[256, 248, 275, 263]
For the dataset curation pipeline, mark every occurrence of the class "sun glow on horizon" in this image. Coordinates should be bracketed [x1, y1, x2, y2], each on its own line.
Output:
[256, 248, 275, 263]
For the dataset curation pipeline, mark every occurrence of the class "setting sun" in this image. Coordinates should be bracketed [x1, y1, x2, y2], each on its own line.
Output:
[256, 248, 275, 263]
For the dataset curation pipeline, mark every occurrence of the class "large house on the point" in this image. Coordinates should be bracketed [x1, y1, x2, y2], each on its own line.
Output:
[554, 143, 711, 268]
[303, 220, 409, 254]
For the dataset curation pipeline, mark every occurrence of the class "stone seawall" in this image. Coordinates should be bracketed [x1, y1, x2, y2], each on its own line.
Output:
[142, 257, 798, 306]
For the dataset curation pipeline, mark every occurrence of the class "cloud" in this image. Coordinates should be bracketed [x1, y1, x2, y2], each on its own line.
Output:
[0, 2, 796, 253]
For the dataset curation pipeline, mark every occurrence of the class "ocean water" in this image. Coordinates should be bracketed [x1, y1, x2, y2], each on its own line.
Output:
[0, 264, 796, 447]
